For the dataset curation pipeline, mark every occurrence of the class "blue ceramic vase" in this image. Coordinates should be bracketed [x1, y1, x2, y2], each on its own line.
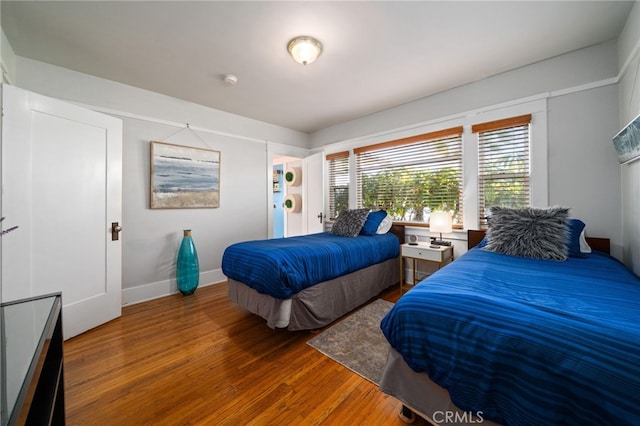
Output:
[177, 229, 199, 295]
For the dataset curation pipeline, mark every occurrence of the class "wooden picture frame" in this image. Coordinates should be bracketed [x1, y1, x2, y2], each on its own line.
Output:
[150, 141, 220, 209]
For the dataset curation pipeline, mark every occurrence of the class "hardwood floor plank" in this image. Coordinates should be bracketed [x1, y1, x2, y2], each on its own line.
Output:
[64, 282, 430, 425]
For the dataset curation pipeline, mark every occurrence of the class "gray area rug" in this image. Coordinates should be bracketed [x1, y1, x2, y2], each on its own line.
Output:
[307, 299, 394, 385]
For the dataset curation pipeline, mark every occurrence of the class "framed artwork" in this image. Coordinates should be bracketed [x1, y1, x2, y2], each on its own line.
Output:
[612, 113, 640, 164]
[150, 141, 220, 209]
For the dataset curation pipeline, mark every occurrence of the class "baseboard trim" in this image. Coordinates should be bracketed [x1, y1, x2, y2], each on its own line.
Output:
[122, 269, 227, 306]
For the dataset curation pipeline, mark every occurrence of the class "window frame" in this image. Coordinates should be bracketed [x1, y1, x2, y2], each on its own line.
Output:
[321, 98, 548, 233]
[473, 114, 532, 227]
[354, 126, 464, 227]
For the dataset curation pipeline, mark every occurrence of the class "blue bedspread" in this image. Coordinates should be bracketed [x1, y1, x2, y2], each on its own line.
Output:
[222, 232, 399, 299]
[381, 248, 640, 425]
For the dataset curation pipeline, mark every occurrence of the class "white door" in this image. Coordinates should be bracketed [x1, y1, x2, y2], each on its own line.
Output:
[1, 84, 122, 339]
[303, 152, 324, 234]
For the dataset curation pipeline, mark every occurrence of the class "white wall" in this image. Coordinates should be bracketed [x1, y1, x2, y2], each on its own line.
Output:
[310, 40, 619, 148]
[618, 1, 640, 275]
[9, 56, 309, 304]
[547, 85, 622, 257]
[15, 58, 309, 149]
[312, 40, 626, 260]
[119, 117, 269, 303]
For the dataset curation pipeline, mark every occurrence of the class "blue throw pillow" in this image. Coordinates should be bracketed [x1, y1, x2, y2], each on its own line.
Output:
[566, 218, 586, 257]
[360, 210, 388, 236]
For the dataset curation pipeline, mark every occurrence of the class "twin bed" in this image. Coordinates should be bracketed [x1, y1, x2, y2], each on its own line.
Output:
[222, 209, 402, 330]
[380, 209, 640, 425]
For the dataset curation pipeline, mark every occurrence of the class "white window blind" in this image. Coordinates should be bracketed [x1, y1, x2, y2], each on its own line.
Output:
[473, 114, 531, 226]
[354, 127, 463, 225]
[326, 151, 349, 219]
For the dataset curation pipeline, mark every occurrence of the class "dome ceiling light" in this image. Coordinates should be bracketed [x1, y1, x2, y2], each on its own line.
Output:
[287, 36, 323, 65]
[223, 74, 238, 86]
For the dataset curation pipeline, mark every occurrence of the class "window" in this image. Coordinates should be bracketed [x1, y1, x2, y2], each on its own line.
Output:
[326, 151, 349, 219]
[473, 114, 531, 227]
[354, 127, 463, 225]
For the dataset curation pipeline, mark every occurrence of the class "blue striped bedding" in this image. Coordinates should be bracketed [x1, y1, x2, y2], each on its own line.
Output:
[221, 232, 399, 299]
[381, 248, 640, 425]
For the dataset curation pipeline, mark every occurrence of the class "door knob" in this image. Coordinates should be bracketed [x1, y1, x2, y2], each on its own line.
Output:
[317, 212, 323, 224]
[111, 222, 122, 241]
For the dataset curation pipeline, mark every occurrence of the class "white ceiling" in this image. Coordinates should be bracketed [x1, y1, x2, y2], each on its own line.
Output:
[2, 1, 635, 134]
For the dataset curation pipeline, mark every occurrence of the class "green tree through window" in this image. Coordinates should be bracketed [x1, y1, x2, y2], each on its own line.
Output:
[356, 127, 463, 225]
[474, 115, 531, 226]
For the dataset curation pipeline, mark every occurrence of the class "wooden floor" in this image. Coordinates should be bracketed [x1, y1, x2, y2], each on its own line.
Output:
[63, 282, 431, 425]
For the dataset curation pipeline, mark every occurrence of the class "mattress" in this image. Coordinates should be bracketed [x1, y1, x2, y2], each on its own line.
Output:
[381, 248, 640, 425]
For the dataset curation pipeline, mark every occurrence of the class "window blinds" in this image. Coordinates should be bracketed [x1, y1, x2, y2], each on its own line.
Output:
[473, 114, 531, 226]
[355, 127, 463, 225]
[326, 151, 349, 219]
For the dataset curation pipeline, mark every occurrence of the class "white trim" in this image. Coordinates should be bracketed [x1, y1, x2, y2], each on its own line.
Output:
[548, 77, 618, 98]
[67, 102, 270, 145]
[266, 141, 310, 238]
[320, 79, 615, 155]
[122, 268, 227, 306]
[325, 97, 549, 231]
[321, 94, 548, 152]
[266, 140, 310, 159]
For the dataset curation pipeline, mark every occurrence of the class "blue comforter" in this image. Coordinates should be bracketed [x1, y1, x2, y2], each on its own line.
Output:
[222, 232, 399, 299]
[381, 248, 640, 425]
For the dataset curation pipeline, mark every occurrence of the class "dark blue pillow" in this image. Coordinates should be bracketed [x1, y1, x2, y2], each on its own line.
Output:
[360, 210, 388, 236]
[566, 218, 586, 257]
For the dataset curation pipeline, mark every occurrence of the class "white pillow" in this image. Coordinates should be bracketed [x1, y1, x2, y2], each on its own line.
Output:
[579, 230, 592, 254]
[376, 214, 393, 234]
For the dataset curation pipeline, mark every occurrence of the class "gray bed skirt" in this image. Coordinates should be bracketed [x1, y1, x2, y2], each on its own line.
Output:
[379, 347, 500, 426]
[228, 256, 399, 330]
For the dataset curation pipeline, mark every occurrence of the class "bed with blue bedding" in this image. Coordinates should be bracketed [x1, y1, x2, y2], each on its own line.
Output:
[223, 221, 401, 330]
[380, 227, 640, 425]
[223, 232, 400, 299]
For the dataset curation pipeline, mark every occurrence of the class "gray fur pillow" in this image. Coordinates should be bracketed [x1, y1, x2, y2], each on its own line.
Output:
[331, 208, 370, 237]
[484, 206, 569, 261]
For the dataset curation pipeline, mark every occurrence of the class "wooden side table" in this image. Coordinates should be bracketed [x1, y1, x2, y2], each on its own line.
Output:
[400, 243, 453, 294]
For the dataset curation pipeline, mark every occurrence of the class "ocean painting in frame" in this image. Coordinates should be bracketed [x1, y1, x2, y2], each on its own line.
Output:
[150, 141, 220, 209]
[612, 113, 640, 164]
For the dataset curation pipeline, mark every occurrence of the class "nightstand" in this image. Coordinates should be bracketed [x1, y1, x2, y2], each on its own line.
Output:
[400, 242, 453, 294]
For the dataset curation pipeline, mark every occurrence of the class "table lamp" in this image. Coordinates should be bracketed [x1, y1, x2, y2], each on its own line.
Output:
[429, 211, 452, 246]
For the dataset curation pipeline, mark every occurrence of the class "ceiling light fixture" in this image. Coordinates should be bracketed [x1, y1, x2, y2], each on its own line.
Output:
[223, 74, 238, 86]
[287, 36, 323, 65]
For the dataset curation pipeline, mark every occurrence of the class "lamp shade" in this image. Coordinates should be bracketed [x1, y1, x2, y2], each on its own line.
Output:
[429, 211, 452, 234]
[288, 36, 322, 65]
